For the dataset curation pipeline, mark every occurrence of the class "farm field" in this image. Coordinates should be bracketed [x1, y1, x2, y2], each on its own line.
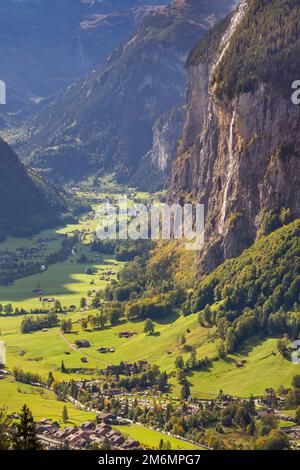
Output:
[170, 337, 300, 398]
[0, 378, 95, 425]
[0, 253, 121, 310]
[1, 309, 299, 397]
[0, 201, 123, 310]
[114, 424, 203, 450]
[0, 189, 299, 435]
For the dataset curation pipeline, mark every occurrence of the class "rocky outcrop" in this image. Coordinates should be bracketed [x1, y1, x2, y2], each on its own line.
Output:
[168, 0, 300, 273]
[130, 105, 185, 190]
[149, 105, 185, 174]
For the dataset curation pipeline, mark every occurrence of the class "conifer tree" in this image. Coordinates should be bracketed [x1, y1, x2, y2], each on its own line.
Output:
[12, 405, 41, 450]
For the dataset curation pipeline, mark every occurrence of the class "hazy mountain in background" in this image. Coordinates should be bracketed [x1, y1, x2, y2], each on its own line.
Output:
[0, 0, 167, 114]
[10, 0, 237, 184]
[0, 138, 67, 241]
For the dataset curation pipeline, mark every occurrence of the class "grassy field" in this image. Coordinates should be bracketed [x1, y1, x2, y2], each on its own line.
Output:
[114, 424, 203, 450]
[0, 378, 95, 424]
[1, 310, 299, 396]
[170, 336, 300, 398]
[0, 253, 121, 310]
[0, 190, 299, 422]
[62, 312, 214, 372]
[0, 216, 122, 310]
[278, 420, 297, 428]
[1, 311, 109, 381]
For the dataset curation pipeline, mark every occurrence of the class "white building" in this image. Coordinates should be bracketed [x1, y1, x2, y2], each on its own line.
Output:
[0, 341, 6, 366]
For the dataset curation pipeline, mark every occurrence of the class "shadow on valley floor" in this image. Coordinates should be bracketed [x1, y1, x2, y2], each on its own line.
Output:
[235, 335, 271, 358]
[0, 257, 118, 304]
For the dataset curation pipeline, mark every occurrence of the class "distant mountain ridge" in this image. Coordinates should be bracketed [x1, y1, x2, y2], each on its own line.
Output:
[0, 0, 168, 112]
[12, 0, 237, 183]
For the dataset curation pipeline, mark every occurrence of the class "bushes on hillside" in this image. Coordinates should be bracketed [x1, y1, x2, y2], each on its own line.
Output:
[20, 313, 59, 334]
[190, 220, 300, 352]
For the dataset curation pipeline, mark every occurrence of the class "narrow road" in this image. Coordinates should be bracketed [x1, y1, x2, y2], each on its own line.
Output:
[57, 328, 110, 366]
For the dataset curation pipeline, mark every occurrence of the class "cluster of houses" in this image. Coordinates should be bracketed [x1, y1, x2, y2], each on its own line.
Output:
[103, 360, 150, 376]
[36, 417, 139, 450]
[0, 234, 65, 266]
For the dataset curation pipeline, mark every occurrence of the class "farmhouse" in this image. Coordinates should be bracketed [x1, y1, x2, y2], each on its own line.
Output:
[97, 412, 116, 424]
[81, 421, 95, 431]
[118, 331, 136, 339]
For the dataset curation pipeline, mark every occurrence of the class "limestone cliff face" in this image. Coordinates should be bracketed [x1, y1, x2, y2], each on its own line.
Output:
[169, 0, 300, 273]
[149, 105, 185, 175]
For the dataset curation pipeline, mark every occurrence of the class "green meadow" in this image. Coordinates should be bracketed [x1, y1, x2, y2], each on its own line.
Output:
[170, 336, 300, 398]
[0, 378, 94, 424]
[1, 309, 299, 397]
[0, 221, 122, 310]
[0, 254, 121, 310]
[114, 424, 203, 450]
[0, 191, 299, 426]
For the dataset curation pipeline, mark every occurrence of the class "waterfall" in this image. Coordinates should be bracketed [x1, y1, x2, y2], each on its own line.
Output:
[220, 110, 236, 231]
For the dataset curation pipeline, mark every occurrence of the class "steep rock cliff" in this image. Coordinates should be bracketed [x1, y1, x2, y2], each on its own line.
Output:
[131, 105, 185, 190]
[169, 0, 300, 273]
[0, 0, 167, 112]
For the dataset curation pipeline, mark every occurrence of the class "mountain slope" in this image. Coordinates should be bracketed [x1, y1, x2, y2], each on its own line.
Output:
[169, 0, 300, 273]
[0, 138, 66, 240]
[0, 0, 167, 112]
[14, 0, 237, 183]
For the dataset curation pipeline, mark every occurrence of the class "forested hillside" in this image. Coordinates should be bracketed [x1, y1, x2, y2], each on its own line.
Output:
[106, 219, 299, 354]
[0, 138, 66, 241]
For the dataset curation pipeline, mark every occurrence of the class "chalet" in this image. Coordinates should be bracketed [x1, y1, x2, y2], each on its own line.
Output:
[75, 340, 91, 348]
[97, 347, 109, 354]
[94, 424, 111, 437]
[110, 434, 125, 446]
[81, 357, 88, 363]
[54, 426, 77, 440]
[118, 331, 136, 339]
[81, 421, 95, 431]
[66, 430, 90, 445]
[97, 412, 116, 424]
[39, 418, 59, 428]
[40, 297, 55, 303]
[125, 439, 140, 449]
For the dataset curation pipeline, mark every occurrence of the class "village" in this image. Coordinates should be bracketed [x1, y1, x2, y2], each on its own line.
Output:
[35, 416, 140, 450]
[30, 386, 300, 450]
